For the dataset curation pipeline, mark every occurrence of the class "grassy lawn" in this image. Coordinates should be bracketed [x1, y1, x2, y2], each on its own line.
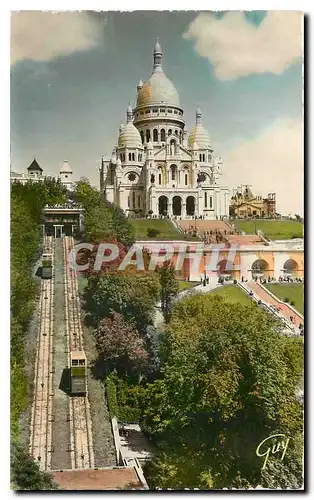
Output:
[178, 280, 199, 291]
[209, 284, 251, 306]
[130, 218, 200, 240]
[231, 220, 303, 240]
[264, 283, 304, 315]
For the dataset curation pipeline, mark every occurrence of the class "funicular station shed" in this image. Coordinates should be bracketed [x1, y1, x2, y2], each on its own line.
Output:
[41, 203, 84, 237]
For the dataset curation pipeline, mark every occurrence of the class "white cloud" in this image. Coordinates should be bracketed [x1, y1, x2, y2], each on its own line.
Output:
[11, 11, 103, 65]
[221, 118, 303, 215]
[184, 11, 303, 80]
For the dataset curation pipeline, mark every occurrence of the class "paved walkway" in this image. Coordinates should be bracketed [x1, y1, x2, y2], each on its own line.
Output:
[245, 282, 303, 330]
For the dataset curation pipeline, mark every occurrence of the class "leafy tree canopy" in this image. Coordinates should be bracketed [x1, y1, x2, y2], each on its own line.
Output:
[142, 293, 303, 489]
[11, 444, 58, 490]
[83, 272, 160, 333]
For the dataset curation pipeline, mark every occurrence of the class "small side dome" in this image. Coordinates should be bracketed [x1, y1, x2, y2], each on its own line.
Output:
[188, 107, 211, 149]
[60, 160, 73, 173]
[118, 105, 143, 149]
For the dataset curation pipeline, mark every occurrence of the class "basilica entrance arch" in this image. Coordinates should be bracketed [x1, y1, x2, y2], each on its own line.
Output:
[172, 196, 182, 216]
[251, 259, 269, 277]
[186, 196, 196, 216]
[283, 259, 298, 276]
[158, 196, 168, 216]
[217, 259, 234, 277]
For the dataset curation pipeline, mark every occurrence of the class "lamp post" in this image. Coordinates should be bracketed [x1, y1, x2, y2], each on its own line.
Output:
[249, 290, 254, 308]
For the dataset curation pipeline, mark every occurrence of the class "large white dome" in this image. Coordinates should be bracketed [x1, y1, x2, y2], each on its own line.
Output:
[136, 39, 180, 108]
[188, 108, 211, 149]
[137, 72, 180, 107]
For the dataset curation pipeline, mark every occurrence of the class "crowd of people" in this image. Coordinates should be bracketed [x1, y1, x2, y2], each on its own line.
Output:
[45, 201, 82, 209]
[278, 275, 303, 283]
[247, 275, 303, 284]
[181, 226, 238, 244]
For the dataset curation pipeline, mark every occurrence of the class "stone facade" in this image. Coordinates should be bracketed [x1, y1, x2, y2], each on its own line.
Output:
[100, 39, 229, 219]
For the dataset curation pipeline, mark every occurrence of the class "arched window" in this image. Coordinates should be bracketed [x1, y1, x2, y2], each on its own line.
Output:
[170, 165, 177, 181]
[160, 129, 166, 142]
[168, 129, 172, 136]
[140, 131, 144, 143]
[185, 173, 188, 186]
[205, 192, 207, 208]
[203, 154, 206, 162]
[209, 196, 213, 209]
[199, 154, 202, 162]
[132, 153, 135, 161]
[128, 196, 130, 208]
[132, 192, 136, 208]
[175, 130, 178, 136]
[158, 172, 162, 185]
[138, 195, 141, 208]
[128, 153, 132, 161]
[146, 129, 150, 142]
[153, 129, 158, 142]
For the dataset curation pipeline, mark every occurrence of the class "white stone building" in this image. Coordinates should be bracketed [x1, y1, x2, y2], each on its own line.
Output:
[100, 39, 230, 219]
[11, 158, 74, 191]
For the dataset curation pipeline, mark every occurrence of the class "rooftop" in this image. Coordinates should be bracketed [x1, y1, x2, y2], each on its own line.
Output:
[52, 466, 146, 490]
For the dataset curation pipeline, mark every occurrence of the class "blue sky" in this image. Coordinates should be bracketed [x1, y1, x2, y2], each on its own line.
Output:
[11, 11, 303, 214]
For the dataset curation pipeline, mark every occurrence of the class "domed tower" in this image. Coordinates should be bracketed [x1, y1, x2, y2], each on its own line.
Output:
[114, 105, 145, 214]
[117, 104, 144, 164]
[133, 39, 185, 148]
[188, 108, 213, 163]
[59, 160, 73, 191]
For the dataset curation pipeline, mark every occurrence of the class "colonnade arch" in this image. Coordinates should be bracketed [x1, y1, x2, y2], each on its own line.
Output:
[157, 194, 197, 217]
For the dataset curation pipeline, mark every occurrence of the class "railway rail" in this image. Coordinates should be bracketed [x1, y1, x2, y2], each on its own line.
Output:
[29, 236, 55, 470]
[63, 236, 95, 470]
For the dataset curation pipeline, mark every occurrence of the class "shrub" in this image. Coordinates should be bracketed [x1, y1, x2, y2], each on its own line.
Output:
[284, 297, 290, 303]
[118, 406, 141, 423]
[147, 228, 160, 238]
[290, 300, 295, 306]
[148, 210, 153, 215]
[233, 279, 237, 284]
[105, 376, 118, 417]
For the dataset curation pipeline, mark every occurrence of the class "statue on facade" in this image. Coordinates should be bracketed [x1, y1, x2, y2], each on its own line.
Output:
[150, 173, 155, 184]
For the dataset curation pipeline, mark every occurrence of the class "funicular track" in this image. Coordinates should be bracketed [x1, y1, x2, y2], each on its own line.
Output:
[29, 236, 55, 470]
[63, 236, 95, 470]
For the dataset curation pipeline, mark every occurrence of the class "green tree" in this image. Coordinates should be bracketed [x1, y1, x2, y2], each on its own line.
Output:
[84, 204, 116, 243]
[156, 262, 179, 323]
[11, 444, 58, 490]
[83, 272, 160, 333]
[142, 293, 303, 489]
[104, 200, 135, 246]
[10, 180, 66, 441]
[74, 179, 100, 208]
